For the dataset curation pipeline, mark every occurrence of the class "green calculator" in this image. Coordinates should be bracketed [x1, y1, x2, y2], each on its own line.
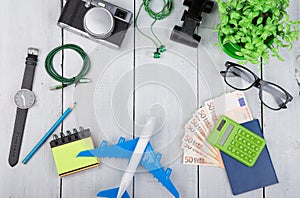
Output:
[207, 115, 266, 167]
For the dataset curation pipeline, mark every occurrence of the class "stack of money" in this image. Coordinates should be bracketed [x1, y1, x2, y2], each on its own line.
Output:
[182, 91, 253, 168]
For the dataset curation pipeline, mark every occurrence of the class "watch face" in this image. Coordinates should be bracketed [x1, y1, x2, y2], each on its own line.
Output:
[14, 89, 35, 109]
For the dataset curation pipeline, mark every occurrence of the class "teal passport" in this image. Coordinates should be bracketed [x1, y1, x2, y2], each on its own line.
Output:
[221, 119, 278, 195]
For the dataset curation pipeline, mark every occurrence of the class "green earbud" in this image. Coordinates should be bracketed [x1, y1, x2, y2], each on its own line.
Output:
[159, 45, 166, 53]
[153, 46, 167, 58]
[154, 50, 161, 58]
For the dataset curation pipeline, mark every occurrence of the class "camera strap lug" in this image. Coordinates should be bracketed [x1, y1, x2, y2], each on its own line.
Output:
[84, 0, 92, 8]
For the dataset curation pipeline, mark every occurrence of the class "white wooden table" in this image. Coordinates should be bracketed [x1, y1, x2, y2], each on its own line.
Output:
[1, 0, 300, 197]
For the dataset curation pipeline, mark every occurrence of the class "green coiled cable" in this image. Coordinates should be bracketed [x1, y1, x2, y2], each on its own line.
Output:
[45, 44, 91, 90]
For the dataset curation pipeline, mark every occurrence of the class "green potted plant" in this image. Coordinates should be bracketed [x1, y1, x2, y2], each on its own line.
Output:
[215, 0, 300, 64]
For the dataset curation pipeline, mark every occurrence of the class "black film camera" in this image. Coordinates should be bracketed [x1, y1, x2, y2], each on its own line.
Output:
[170, 0, 214, 48]
[58, 0, 133, 48]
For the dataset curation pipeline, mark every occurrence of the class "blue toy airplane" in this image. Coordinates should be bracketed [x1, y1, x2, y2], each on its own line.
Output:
[77, 136, 180, 198]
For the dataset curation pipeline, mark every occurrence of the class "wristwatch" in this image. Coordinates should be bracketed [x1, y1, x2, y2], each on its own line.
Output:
[8, 48, 39, 167]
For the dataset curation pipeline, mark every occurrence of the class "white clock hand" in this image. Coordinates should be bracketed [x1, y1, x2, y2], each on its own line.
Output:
[21, 95, 26, 106]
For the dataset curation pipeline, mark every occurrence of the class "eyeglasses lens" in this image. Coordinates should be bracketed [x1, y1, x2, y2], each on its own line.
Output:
[260, 83, 288, 110]
[225, 66, 256, 90]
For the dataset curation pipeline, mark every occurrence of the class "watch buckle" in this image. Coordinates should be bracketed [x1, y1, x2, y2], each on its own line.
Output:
[28, 48, 39, 56]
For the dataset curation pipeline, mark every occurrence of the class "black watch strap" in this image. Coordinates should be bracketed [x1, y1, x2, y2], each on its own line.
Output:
[8, 48, 39, 167]
[9, 108, 28, 167]
[21, 49, 38, 90]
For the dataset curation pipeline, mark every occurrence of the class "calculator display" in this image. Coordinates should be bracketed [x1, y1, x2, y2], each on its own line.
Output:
[218, 124, 233, 146]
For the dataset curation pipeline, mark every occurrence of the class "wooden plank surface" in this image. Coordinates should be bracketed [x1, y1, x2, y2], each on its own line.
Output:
[0, 0, 62, 197]
[133, 0, 198, 197]
[263, 1, 300, 197]
[61, 0, 134, 197]
[1, 0, 300, 197]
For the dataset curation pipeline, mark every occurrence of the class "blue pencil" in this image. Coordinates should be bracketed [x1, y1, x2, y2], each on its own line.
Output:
[22, 102, 76, 164]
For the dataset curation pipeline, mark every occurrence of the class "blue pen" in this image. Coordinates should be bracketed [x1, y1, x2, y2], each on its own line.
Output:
[22, 102, 76, 164]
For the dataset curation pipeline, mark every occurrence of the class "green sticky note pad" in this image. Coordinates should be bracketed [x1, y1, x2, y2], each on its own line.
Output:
[50, 129, 99, 177]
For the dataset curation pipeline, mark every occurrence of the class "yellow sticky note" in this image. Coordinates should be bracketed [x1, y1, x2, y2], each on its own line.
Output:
[50, 129, 99, 177]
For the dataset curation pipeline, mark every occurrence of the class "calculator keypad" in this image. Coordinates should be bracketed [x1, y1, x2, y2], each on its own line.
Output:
[227, 129, 264, 165]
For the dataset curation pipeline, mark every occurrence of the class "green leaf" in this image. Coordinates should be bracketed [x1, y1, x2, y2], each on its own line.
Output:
[256, 17, 263, 25]
[264, 25, 276, 32]
[252, 37, 259, 44]
[221, 15, 229, 26]
[262, 5, 271, 13]
[284, 24, 291, 33]
[234, 34, 241, 41]
[266, 16, 272, 24]
[230, 11, 241, 20]
[261, 53, 269, 62]
[231, 0, 238, 7]
[250, 52, 260, 59]
[241, 48, 252, 55]
[244, 43, 252, 49]
[235, 52, 243, 56]
[236, 3, 244, 10]
[243, 9, 251, 16]
[229, 35, 237, 43]
[278, 24, 284, 32]
[221, 27, 231, 35]
[223, 37, 230, 44]
[229, 19, 238, 27]
[218, 2, 227, 14]
[253, 5, 263, 11]
[274, 9, 280, 17]
[241, 37, 247, 43]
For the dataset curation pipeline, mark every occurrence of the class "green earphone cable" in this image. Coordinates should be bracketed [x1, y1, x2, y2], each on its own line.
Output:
[135, 0, 174, 55]
[45, 44, 91, 90]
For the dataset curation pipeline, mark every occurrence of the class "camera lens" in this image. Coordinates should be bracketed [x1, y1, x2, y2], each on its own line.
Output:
[84, 7, 115, 39]
[115, 8, 127, 19]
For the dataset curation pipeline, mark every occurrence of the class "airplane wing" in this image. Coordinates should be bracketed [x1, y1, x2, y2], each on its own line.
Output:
[77, 137, 139, 159]
[140, 143, 180, 198]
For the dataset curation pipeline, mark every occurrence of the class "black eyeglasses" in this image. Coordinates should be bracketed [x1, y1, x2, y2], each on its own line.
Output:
[220, 61, 293, 111]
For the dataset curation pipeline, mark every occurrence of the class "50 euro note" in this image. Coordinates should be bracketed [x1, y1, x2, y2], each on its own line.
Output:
[184, 122, 218, 158]
[194, 106, 224, 168]
[182, 120, 224, 167]
[181, 132, 217, 160]
[183, 150, 220, 166]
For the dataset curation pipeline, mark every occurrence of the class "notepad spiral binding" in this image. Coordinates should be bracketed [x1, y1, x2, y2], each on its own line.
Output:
[50, 127, 91, 148]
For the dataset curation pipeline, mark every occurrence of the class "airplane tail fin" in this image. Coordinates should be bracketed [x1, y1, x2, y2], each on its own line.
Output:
[97, 187, 130, 198]
[77, 150, 94, 157]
